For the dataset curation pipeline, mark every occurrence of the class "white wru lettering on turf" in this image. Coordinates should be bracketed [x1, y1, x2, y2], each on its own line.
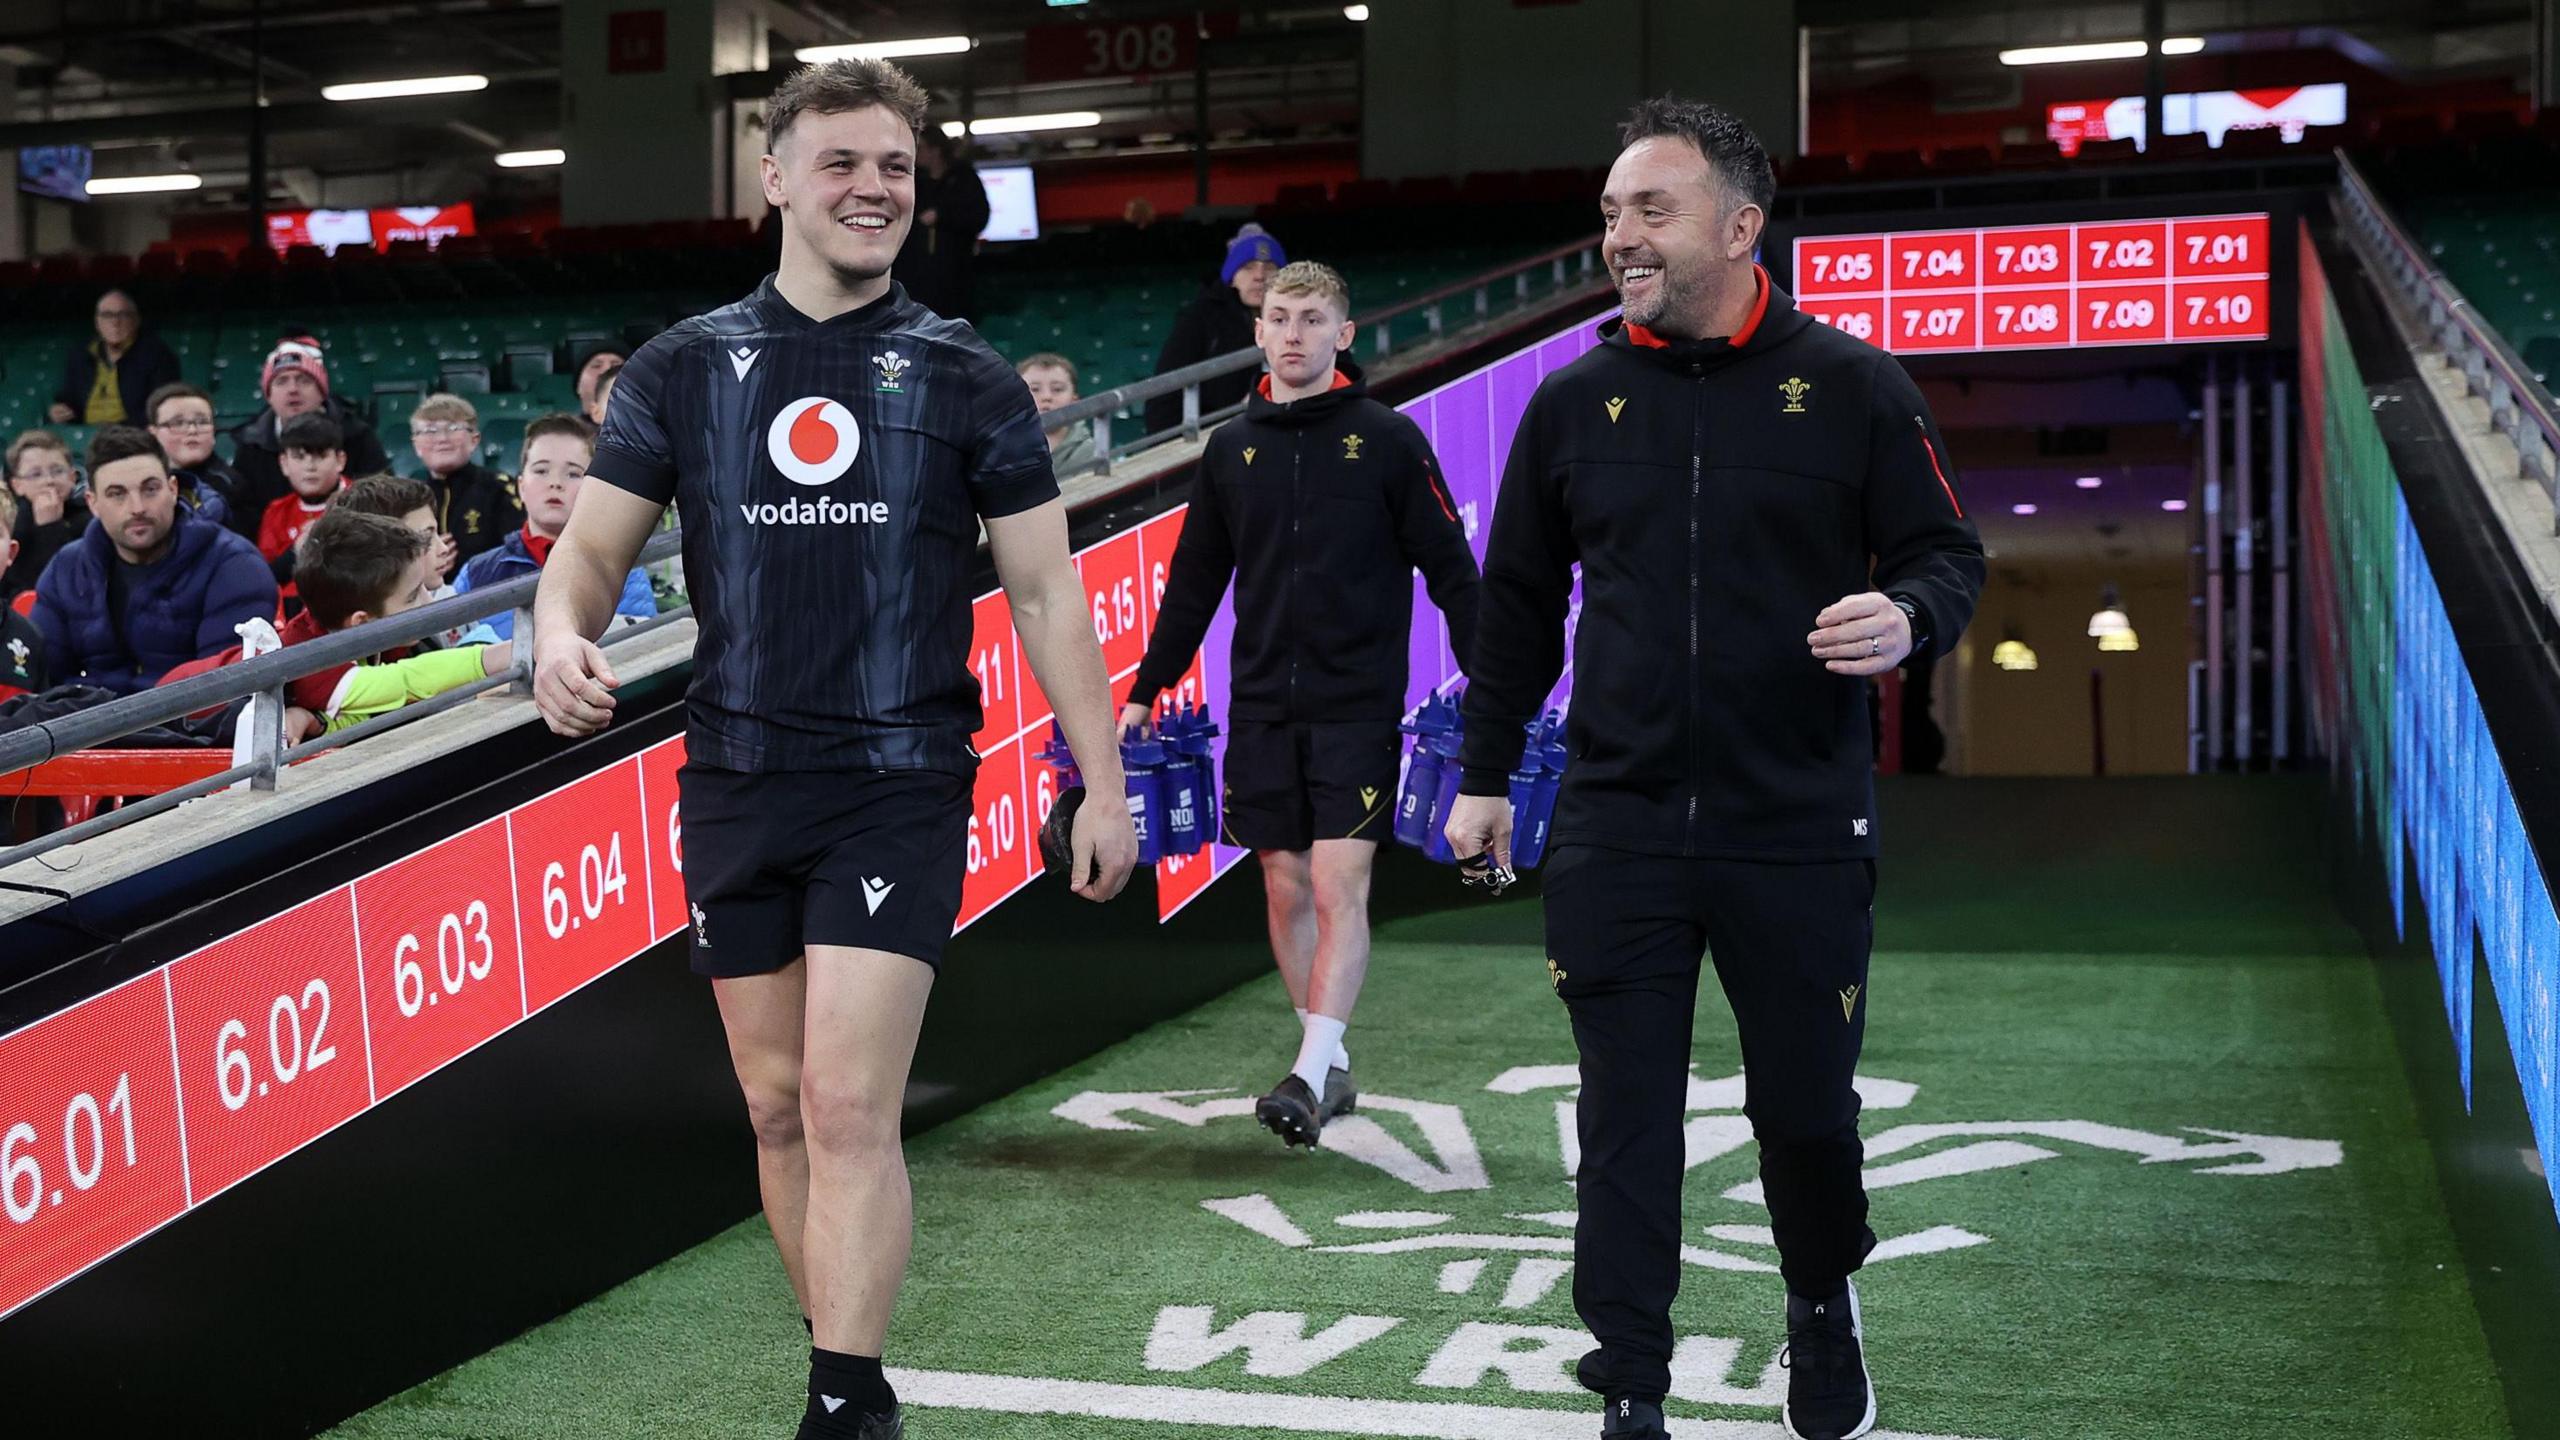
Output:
[740, 497, 891, 526]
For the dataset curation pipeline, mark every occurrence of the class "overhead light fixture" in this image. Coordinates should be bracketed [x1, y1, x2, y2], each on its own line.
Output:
[2162, 498, 2189, 512]
[1998, 39, 2201, 66]
[2075, 476, 2103, 489]
[1992, 637, 2040, 671]
[2012, 502, 2039, 516]
[1344, 3, 1372, 18]
[950, 111, 1103, 137]
[323, 73, 490, 102]
[2088, 585, 2132, 639]
[796, 35, 973, 63]
[2097, 629, 2141, 652]
[495, 148, 564, 168]
[86, 173, 203, 196]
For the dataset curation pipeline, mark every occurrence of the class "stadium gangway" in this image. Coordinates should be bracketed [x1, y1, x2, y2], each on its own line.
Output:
[0, 530, 686, 872]
[2333, 150, 2560, 530]
[1038, 235, 1606, 482]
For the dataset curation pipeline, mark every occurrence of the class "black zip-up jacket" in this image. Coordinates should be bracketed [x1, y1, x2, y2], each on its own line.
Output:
[422, 460, 527, 570]
[1129, 361, 1481, 722]
[1459, 272, 1983, 860]
[1143, 283, 1261, 437]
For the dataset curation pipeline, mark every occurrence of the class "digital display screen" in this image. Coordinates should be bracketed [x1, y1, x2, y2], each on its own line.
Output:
[979, 166, 1040, 243]
[264, 202, 478, 255]
[1792, 212, 2271, 354]
[19, 146, 93, 203]
[2047, 84, 2346, 155]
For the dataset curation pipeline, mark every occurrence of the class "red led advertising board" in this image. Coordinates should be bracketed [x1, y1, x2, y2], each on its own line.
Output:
[1792, 212, 2270, 355]
[0, 504, 1231, 1323]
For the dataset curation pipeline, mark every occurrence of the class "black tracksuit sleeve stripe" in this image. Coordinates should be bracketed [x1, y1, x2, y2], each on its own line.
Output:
[1126, 446, 1238, 710]
[1864, 355, 1985, 659]
[1389, 427, 1483, 677]
[1458, 396, 1575, 791]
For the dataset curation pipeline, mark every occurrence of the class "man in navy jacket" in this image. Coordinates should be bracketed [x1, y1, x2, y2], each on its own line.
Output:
[31, 426, 279, 695]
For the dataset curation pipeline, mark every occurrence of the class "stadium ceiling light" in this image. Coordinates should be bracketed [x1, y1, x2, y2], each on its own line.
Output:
[1998, 39, 2201, 66]
[2011, 502, 2038, 515]
[796, 36, 972, 62]
[86, 173, 203, 195]
[1344, 4, 1372, 19]
[323, 73, 490, 101]
[2097, 628, 2142, 652]
[2087, 586, 2132, 638]
[1992, 637, 2040, 672]
[2162, 498, 2189, 511]
[495, 149, 565, 168]
[2075, 475, 2103, 489]
[954, 111, 1104, 136]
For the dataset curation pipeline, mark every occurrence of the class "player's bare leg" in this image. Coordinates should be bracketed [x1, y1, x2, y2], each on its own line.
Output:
[1260, 848, 1317, 1011]
[714, 958, 813, 1316]
[1257, 839, 1373, 1145]
[798, 945, 934, 1355]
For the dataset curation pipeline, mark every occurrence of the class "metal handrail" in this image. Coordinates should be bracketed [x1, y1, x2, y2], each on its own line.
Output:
[1035, 235, 1606, 473]
[2333, 150, 2560, 525]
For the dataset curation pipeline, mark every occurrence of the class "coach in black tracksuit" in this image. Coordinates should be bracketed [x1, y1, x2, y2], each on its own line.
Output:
[1448, 101, 1983, 1440]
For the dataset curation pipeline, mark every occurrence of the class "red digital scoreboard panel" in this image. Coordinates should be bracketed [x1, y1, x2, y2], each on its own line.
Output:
[1793, 212, 2270, 356]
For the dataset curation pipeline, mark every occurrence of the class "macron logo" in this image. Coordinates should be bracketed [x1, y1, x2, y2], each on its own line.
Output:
[862, 876, 896, 915]
[729, 347, 759, 381]
[820, 1395, 847, 1414]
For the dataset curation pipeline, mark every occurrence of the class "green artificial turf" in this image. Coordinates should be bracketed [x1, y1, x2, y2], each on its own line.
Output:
[331, 778, 2512, 1440]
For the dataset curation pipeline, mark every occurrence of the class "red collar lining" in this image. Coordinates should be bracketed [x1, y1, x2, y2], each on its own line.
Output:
[1256, 369, 1354, 401]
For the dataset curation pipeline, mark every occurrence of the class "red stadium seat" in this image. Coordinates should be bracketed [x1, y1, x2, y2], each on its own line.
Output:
[1929, 145, 1996, 176]
[1783, 152, 1855, 186]
[2148, 132, 2212, 162]
[2074, 137, 2140, 165]
[1858, 148, 1929, 183]
[1997, 139, 2066, 169]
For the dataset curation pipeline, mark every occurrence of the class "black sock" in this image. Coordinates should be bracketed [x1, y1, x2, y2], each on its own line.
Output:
[799, 1347, 894, 1436]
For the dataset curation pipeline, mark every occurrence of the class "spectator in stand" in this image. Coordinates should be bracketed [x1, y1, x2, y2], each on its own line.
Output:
[4, 430, 88, 600]
[574, 345, 625, 420]
[49, 290, 181, 427]
[587, 361, 623, 426]
[408, 393, 524, 576]
[1017, 352, 1096, 475]
[1144, 223, 1285, 437]
[455, 412, 651, 638]
[0, 491, 47, 702]
[146, 382, 247, 535]
[259, 411, 350, 608]
[896, 129, 991, 320]
[230, 337, 392, 525]
[160, 508, 511, 743]
[337, 473, 467, 644]
[32, 425, 276, 694]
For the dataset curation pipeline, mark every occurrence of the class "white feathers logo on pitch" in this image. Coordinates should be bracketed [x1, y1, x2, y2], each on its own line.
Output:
[766, 396, 861, 486]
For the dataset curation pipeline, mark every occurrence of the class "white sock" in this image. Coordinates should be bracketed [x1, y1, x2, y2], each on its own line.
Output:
[1294, 1008, 1350, 1072]
[1293, 1014, 1348, 1092]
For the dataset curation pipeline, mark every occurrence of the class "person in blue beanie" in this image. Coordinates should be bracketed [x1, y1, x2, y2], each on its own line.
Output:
[1144, 223, 1286, 436]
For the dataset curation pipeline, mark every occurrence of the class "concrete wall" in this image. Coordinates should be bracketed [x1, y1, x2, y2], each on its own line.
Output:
[563, 0, 765, 226]
[1360, 0, 1799, 181]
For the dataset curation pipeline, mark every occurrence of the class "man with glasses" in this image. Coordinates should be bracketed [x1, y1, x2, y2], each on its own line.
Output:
[49, 290, 181, 427]
[30, 426, 275, 694]
[145, 382, 248, 536]
[3, 430, 89, 599]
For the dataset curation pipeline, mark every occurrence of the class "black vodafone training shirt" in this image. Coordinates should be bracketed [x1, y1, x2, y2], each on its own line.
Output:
[588, 278, 1059, 776]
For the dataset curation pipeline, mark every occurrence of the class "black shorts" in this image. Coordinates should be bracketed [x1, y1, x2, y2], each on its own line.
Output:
[677, 764, 971, 977]
[1219, 719, 1399, 853]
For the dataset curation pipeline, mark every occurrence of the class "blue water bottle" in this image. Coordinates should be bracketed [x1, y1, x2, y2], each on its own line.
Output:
[1396, 691, 1453, 850]
[1421, 696, 1468, 864]
[1510, 711, 1567, 870]
[1038, 719, 1082, 792]
[1157, 706, 1204, 857]
[1181, 703, 1222, 848]
[1121, 729, 1167, 866]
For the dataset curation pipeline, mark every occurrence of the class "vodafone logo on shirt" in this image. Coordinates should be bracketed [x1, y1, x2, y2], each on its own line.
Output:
[767, 397, 860, 485]
[750, 396, 888, 526]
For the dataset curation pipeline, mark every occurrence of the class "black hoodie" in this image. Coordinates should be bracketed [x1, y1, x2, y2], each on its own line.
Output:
[1129, 359, 1480, 722]
[1458, 269, 1984, 861]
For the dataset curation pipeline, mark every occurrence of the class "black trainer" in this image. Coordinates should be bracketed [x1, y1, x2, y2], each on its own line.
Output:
[1781, 1280, 1876, 1440]
[1321, 1065, 1358, 1119]
[1599, 1394, 1669, 1438]
[1256, 1073, 1326, 1147]
[798, 1401, 902, 1439]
